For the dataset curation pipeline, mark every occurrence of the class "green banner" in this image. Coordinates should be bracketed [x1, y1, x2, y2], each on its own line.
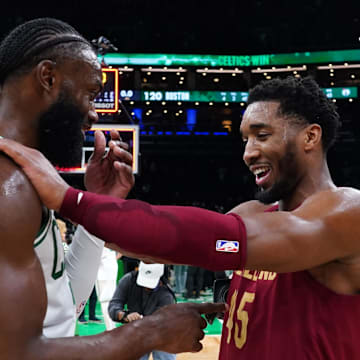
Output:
[102, 49, 360, 68]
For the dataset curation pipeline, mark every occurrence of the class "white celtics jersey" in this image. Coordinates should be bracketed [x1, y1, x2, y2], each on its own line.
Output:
[34, 210, 76, 338]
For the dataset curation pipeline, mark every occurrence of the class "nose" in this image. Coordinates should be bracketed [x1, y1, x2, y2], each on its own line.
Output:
[243, 140, 261, 166]
[88, 103, 99, 125]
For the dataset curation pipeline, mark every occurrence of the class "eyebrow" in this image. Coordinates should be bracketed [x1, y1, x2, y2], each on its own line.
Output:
[240, 122, 272, 137]
[249, 122, 272, 130]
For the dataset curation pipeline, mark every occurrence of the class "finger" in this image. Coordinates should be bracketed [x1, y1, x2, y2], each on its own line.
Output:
[109, 145, 133, 166]
[109, 140, 129, 151]
[199, 316, 207, 330]
[110, 129, 122, 142]
[113, 162, 134, 185]
[0, 138, 36, 166]
[197, 329, 205, 341]
[90, 130, 106, 162]
[191, 341, 203, 353]
[193, 302, 227, 315]
[113, 161, 131, 174]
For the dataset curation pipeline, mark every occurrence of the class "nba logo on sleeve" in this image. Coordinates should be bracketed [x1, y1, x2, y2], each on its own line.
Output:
[216, 240, 239, 253]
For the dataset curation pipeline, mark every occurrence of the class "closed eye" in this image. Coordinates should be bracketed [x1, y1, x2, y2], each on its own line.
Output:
[257, 133, 270, 140]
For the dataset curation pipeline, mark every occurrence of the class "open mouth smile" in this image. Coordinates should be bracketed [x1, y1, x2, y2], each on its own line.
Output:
[252, 166, 272, 187]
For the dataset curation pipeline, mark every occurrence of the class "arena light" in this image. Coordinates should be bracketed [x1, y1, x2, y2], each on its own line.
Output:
[141, 67, 187, 73]
[118, 67, 134, 72]
[196, 68, 244, 74]
[317, 64, 360, 70]
[251, 66, 307, 73]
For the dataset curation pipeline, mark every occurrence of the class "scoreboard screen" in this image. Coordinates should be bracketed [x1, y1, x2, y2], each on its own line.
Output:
[120, 88, 357, 102]
[58, 124, 139, 174]
[323, 87, 357, 99]
[142, 90, 249, 103]
[94, 68, 119, 113]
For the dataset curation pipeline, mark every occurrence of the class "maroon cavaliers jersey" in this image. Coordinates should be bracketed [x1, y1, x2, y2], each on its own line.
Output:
[219, 206, 360, 359]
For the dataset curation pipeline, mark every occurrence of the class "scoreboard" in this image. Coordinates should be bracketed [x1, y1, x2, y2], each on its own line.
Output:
[142, 91, 249, 103]
[117, 88, 357, 103]
[94, 68, 119, 113]
[94, 67, 358, 111]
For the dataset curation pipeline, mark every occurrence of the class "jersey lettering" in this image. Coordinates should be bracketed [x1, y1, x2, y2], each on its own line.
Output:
[226, 290, 256, 349]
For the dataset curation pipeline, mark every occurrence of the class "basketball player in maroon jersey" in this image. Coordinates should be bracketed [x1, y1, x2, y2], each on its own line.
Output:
[3, 76, 360, 359]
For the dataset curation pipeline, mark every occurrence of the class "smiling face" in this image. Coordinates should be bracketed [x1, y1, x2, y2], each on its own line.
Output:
[38, 49, 102, 167]
[240, 101, 306, 204]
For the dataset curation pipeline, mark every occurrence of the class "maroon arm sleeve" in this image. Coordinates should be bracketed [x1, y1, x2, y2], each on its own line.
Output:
[60, 187, 247, 271]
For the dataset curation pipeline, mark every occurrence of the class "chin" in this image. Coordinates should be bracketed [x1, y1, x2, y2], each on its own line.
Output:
[255, 186, 280, 205]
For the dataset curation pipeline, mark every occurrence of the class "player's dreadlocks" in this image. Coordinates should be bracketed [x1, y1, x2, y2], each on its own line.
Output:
[0, 18, 92, 85]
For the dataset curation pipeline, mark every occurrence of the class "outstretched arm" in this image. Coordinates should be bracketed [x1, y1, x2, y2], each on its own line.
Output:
[1, 138, 360, 274]
[59, 186, 360, 273]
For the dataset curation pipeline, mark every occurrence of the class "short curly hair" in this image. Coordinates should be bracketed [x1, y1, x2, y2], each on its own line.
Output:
[0, 18, 93, 86]
[247, 76, 341, 151]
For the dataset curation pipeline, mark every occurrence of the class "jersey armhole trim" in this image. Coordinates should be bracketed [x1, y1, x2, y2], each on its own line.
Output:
[34, 209, 52, 248]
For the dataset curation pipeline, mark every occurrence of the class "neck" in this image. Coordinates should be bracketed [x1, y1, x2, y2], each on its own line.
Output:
[278, 159, 335, 211]
[0, 82, 40, 148]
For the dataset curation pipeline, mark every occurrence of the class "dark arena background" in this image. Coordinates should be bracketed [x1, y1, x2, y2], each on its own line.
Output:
[1, 1, 360, 213]
[1, 3, 360, 357]
[67, 50, 360, 215]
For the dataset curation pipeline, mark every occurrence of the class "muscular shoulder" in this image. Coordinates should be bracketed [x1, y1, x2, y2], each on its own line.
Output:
[227, 200, 275, 216]
[0, 155, 42, 251]
[297, 187, 360, 216]
[295, 187, 360, 256]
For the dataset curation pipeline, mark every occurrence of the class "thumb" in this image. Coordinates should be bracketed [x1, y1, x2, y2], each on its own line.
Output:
[90, 130, 106, 162]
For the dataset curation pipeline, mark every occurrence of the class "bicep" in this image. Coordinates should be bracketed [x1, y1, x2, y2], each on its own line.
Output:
[0, 160, 46, 354]
[243, 197, 358, 273]
[0, 202, 46, 355]
[0, 255, 47, 351]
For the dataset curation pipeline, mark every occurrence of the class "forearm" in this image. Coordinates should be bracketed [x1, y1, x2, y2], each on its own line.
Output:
[65, 226, 104, 316]
[32, 320, 159, 360]
[60, 188, 247, 271]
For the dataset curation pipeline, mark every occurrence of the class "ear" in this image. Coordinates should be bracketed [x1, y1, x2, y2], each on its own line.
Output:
[35, 60, 57, 93]
[303, 124, 322, 151]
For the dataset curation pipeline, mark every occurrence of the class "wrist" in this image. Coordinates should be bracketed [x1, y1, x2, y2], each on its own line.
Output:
[131, 315, 162, 349]
[119, 310, 130, 323]
[56, 184, 70, 212]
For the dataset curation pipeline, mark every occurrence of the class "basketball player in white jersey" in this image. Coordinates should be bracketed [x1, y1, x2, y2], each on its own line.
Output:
[0, 17, 223, 358]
